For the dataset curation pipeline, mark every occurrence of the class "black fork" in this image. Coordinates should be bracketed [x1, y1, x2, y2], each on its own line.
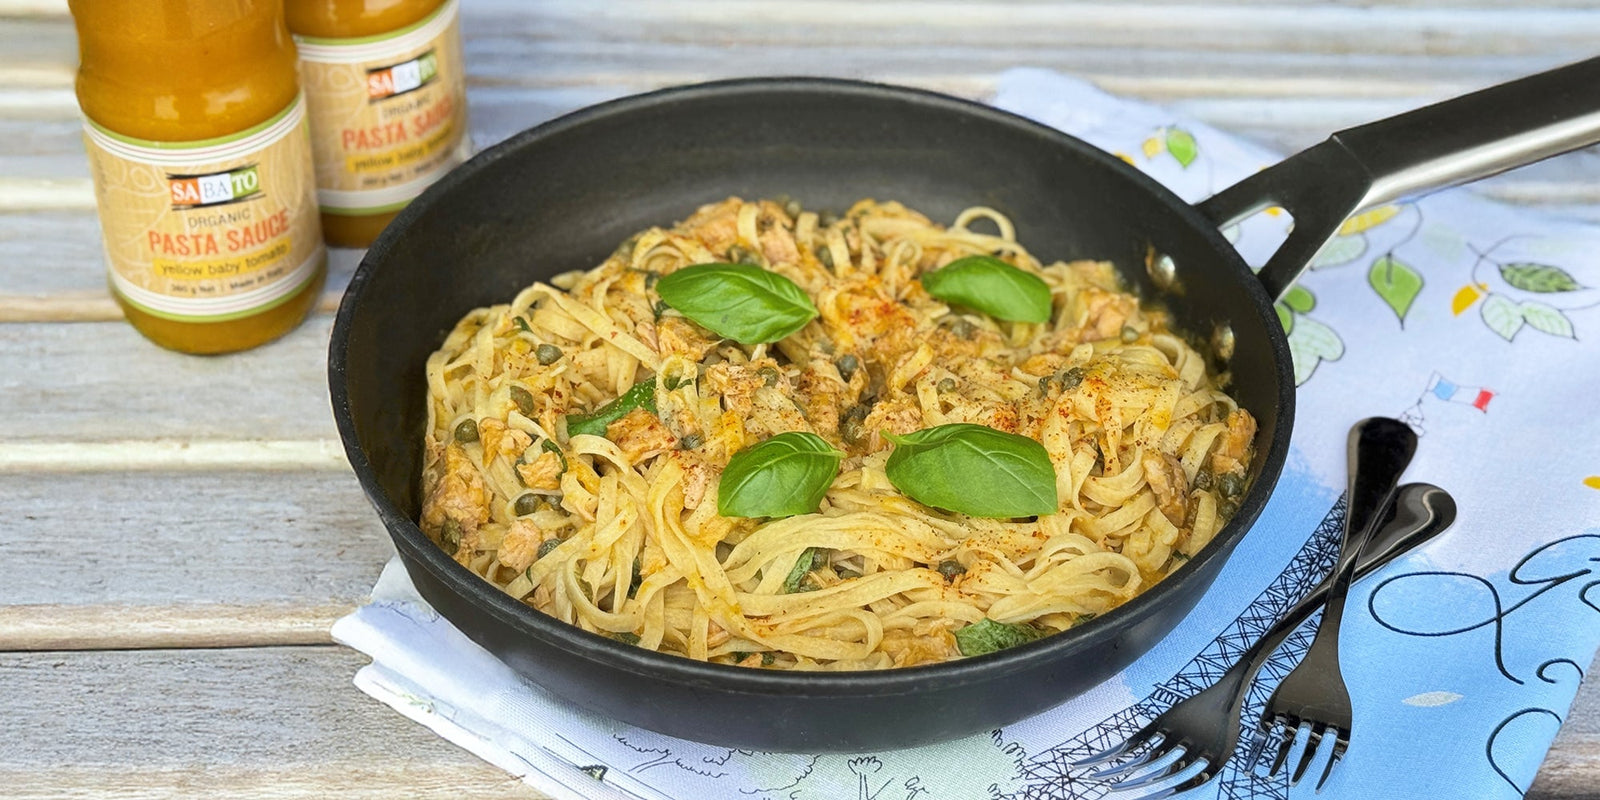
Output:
[1073, 480, 1451, 797]
[1248, 417, 1417, 791]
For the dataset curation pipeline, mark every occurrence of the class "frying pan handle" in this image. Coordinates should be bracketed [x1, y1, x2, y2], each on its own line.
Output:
[1196, 56, 1600, 301]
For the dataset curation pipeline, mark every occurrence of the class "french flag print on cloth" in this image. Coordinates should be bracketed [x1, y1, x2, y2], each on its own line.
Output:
[1428, 374, 1494, 412]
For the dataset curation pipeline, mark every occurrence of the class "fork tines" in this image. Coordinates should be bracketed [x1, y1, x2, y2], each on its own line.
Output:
[1253, 715, 1349, 792]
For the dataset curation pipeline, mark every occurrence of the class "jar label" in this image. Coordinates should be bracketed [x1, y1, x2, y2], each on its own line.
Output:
[295, 0, 470, 215]
[82, 95, 325, 321]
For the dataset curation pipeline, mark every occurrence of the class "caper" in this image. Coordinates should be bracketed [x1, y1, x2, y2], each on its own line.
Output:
[758, 366, 780, 386]
[944, 317, 976, 338]
[453, 419, 479, 444]
[1060, 366, 1086, 390]
[1219, 471, 1245, 499]
[729, 244, 762, 266]
[513, 493, 542, 516]
[509, 385, 537, 416]
[512, 316, 532, 334]
[679, 432, 704, 450]
[817, 246, 834, 268]
[612, 631, 642, 645]
[537, 538, 561, 559]
[818, 210, 839, 227]
[937, 377, 957, 393]
[1218, 499, 1240, 521]
[536, 343, 563, 365]
[1039, 376, 1054, 396]
[841, 403, 871, 443]
[1193, 467, 1215, 491]
[440, 519, 463, 555]
[1120, 325, 1139, 343]
[777, 196, 802, 218]
[937, 560, 966, 580]
[836, 354, 859, 382]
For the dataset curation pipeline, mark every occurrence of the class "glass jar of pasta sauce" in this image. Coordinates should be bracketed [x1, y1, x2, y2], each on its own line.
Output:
[286, 0, 471, 248]
[71, 0, 328, 354]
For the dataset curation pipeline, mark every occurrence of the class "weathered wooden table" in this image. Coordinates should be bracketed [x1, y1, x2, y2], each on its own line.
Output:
[4, 1, 1597, 796]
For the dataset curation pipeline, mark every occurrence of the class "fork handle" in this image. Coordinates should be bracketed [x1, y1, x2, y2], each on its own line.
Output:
[1334, 418, 1418, 581]
[1226, 483, 1451, 691]
[1296, 417, 1418, 679]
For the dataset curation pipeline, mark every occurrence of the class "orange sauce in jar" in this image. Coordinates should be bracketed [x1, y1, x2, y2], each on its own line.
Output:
[71, 0, 327, 354]
[287, 0, 471, 248]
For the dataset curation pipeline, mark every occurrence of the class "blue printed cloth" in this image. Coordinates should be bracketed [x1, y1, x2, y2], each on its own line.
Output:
[332, 70, 1600, 799]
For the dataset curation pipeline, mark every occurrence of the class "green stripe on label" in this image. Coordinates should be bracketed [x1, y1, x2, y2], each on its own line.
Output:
[86, 96, 301, 151]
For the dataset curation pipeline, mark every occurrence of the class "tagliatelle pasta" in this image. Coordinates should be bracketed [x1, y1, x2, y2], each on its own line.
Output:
[419, 197, 1256, 670]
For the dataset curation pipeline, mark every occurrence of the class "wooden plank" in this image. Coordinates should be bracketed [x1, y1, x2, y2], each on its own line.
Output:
[16, 0, 1600, 16]
[0, 470, 394, 650]
[0, 315, 340, 443]
[0, 440, 346, 471]
[0, 645, 1592, 797]
[13, 3, 1600, 60]
[0, 604, 346, 650]
[0, 647, 545, 799]
[0, 212, 363, 319]
[5, 7, 1598, 123]
[1532, 677, 1600, 799]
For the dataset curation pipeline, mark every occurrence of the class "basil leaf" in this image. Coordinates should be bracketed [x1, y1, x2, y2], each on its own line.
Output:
[953, 618, 1046, 656]
[921, 255, 1052, 323]
[541, 439, 568, 474]
[718, 432, 842, 518]
[565, 379, 657, 438]
[884, 423, 1058, 517]
[656, 263, 819, 344]
[783, 547, 817, 593]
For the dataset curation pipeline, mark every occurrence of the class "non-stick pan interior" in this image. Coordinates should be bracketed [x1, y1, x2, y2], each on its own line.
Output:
[332, 78, 1292, 750]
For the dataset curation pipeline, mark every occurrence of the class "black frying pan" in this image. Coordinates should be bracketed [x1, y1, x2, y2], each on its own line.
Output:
[329, 60, 1600, 752]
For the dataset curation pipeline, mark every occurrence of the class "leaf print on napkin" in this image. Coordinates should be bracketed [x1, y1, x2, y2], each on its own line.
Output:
[1286, 314, 1344, 385]
[1481, 293, 1525, 341]
[1520, 301, 1576, 338]
[1451, 283, 1487, 316]
[1478, 293, 1580, 341]
[1275, 285, 1316, 334]
[1164, 127, 1199, 168]
[1499, 262, 1585, 294]
[1282, 284, 1315, 314]
[1310, 233, 1368, 269]
[1369, 254, 1424, 325]
[1339, 204, 1402, 236]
